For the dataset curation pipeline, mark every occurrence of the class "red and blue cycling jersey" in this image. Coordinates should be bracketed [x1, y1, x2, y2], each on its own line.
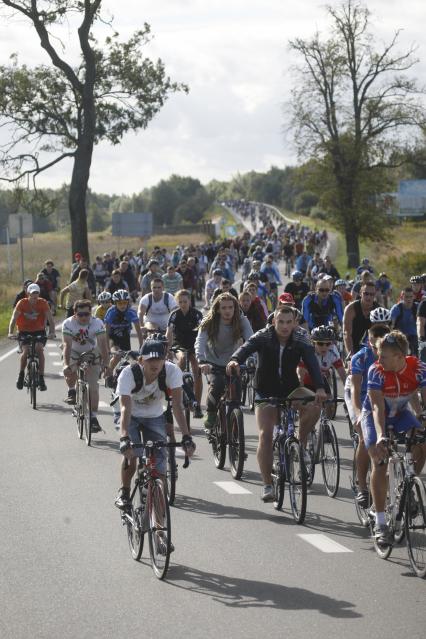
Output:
[365, 356, 426, 417]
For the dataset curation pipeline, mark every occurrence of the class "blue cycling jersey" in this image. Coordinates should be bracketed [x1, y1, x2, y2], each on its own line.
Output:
[351, 345, 376, 403]
[104, 306, 138, 335]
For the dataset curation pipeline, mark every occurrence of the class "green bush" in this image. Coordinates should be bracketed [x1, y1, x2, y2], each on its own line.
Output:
[385, 252, 426, 289]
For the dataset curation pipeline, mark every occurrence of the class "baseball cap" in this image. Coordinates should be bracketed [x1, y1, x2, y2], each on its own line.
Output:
[279, 292, 295, 305]
[148, 259, 159, 267]
[27, 284, 40, 294]
[139, 339, 166, 359]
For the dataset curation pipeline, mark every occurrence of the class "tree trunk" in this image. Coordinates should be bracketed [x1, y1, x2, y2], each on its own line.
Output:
[345, 227, 360, 268]
[68, 141, 93, 262]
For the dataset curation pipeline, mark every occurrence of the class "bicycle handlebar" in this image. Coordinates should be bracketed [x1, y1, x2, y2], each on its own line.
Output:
[123, 440, 191, 469]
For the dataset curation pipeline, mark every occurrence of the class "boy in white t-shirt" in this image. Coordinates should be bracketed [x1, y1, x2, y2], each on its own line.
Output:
[114, 338, 195, 510]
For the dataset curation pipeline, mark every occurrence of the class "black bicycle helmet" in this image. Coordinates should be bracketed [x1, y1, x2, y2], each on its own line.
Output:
[410, 275, 423, 284]
[311, 325, 336, 342]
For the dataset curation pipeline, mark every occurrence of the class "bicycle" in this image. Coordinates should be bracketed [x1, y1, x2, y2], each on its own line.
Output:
[120, 440, 189, 580]
[369, 426, 426, 578]
[72, 351, 100, 446]
[255, 396, 309, 523]
[171, 346, 203, 431]
[304, 398, 343, 498]
[205, 365, 247, 480]
[240, 356, 256, 412]
[349, 430, 372, 527]
[13, 333, 50, 410]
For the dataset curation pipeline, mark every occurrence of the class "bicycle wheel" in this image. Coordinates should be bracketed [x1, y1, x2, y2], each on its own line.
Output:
[329, 368, 338, 419]
[212, 408, 226, 469]
[351, 445, 371, 527]
[148, 478, 171, 580]
[228, 408, 245, 480]
[82, 384, 92, 446]
[30, 361, 38, 410]
[287, 439, 307, 524]
[320, 420, 340, 498]
[405, 476, 426, 578]
[247, 377, 255, 412]
[240, 372, 248, 407]
[305, 430, 317, 487]
[393, 459, 406, 544]
[167, 446, 177, 506]
[127, 480, 146, 561]
[272, 443, 285, 510]
[76, 381, 84, 440]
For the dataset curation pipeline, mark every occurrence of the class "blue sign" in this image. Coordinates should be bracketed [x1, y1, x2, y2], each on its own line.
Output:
[112, 212, 153, 237]
[399, 180, 426, 217]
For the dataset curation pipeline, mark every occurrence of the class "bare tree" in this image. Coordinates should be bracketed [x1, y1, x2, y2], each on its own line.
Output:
[289, 0, 425, 267]
[0, 1, 187, 259]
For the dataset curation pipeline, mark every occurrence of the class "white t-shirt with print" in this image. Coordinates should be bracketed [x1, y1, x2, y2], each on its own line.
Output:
[116, 360, 183, 418]
[62, 317, 105, 354]
[139, 293, 178, 331]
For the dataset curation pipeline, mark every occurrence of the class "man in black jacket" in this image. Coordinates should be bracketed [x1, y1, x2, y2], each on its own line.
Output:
[227, 305, 327, 502]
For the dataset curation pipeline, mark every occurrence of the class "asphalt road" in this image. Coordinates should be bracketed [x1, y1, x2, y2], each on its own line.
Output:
[1, 242, 425, 639]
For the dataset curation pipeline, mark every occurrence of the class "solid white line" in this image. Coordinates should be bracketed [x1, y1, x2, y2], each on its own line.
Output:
[0, 347, 18, 363]
[214, 481, 252, 495]
[297, 534, 353, 553]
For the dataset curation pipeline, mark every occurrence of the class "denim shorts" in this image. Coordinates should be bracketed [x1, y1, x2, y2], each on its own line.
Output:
[361, 408, 421, 449]
[128, 414, 167, 474]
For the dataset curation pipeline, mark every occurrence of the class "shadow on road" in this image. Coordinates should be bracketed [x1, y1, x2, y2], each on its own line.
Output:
[36, 402, 72, 414]
[166, 564, 362, 618]
[175, 494, 295, 525]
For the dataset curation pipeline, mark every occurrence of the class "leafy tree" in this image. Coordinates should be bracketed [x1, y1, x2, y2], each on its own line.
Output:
[150, 180, 180, 227]
[289, 0, 425, 266]
[0, 0, 187, 259]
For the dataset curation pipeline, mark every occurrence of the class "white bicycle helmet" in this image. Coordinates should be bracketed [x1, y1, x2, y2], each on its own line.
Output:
[97, 291, 112, 303]
[335, 279, 347, 287]
[112, 289, 130, 302]
[370, 307, 391, 323]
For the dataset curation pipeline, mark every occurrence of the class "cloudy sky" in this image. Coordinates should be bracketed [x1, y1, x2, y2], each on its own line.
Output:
[0, 0, 425, 195]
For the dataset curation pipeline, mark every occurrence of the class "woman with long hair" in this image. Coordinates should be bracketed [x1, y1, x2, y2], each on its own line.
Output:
[195, 293, 253, 430]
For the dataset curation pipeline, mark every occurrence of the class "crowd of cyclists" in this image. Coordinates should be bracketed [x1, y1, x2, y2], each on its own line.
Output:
[6, 199, 426, 567]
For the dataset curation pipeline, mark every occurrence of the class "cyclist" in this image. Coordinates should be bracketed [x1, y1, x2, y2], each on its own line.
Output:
[114, 338, 195, 510]
[361, 330, 426, 545]
[284, 271, 309, 310]
[390, 287, 418, 355]
[13, 279, 33, 308]
[211, 278, 239, 302]
[343, 280, 378, 356]
[227, 305, 327, 501]
[105, 289, 143, 372]
[138, 277, 178, 335]
[375, 272, 392, 308]
[41, 260, 61, 312]
[62, 300, 111, 431]
[356, 257, 374, 276]
[93, 291, 112, 320]
[166, 289, 204, 417]
[105, 269, 129, 296]
[204, 268, 223, 309]
[244, 281, 268, 330]
[162, 264, 183, 295]
[409, 275, 424, 303]
[8, 283, 56, 391]
[59, 269, 91, 318]
[195, 292, 253, 431]
[418, 296, 426, 363]
[298, 325, 346, 394]
[260, 254, 282, 296]
[334, 279, 352, 307]
[139, 259, 162, 296]
[345, 323, 391, 508]
[301, 276, 344, 331]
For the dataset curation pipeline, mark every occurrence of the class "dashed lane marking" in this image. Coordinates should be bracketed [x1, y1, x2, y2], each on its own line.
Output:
[297, 534, 353, 553]
[52, 362, 63, 367]
[214, 481, 252, 495]
[98, 401, 110, 408]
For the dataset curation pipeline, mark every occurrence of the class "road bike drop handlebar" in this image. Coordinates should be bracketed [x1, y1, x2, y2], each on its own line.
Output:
[123, 440, 191, 470]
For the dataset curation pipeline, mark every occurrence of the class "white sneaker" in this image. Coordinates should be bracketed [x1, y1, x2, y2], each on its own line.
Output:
[261, 485, 274, 502]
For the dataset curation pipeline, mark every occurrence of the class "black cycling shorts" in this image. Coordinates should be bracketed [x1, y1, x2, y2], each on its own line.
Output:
[111, 333, 131, 351]
[18, 330, 47, 346]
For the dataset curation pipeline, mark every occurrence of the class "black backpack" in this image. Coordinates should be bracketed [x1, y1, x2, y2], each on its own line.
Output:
[130, 363, 168, 395]
[146, 292, 171, 313]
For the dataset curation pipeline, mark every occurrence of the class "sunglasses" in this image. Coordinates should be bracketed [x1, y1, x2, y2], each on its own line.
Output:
[76, 311, 91, 317]
[362, 291, 375, 297]
[315, 341, 332, 347]
[317, 288, 330, 293]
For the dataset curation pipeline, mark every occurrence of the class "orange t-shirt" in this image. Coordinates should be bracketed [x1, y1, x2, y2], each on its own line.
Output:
[16, 298, 50, 332]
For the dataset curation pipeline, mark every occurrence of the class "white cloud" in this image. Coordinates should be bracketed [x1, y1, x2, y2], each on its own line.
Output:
[0, 0, 425, 194]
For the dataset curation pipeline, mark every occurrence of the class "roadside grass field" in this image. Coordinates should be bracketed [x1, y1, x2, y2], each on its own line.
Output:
[0, 229, 209, 336]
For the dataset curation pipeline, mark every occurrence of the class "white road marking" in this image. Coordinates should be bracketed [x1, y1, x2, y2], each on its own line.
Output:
[214, 481, 252, 495]
[98, 401, 110, 408]
[52, 362, 63, 367]
[0, 347, 18, 362]
[47, 351, 60, 357]
[297, 534, 353, 553]
[47, 342, 58, 348]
